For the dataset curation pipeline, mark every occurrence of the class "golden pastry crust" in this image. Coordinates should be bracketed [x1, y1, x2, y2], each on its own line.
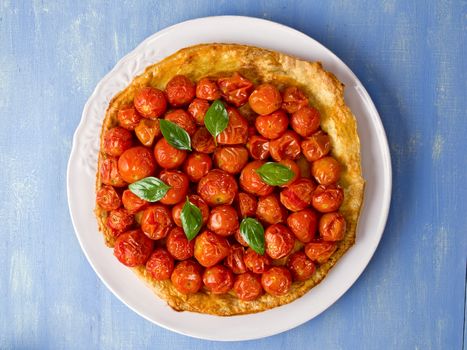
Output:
[95, 43, 364, 315]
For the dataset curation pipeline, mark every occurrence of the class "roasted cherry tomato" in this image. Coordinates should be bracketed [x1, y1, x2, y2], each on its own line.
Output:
[254, 110, 289, 140]
[248, 83, 282, 115]
[280, 178, 316, 212]
[278, 159, 301, 187]
[287, 208, 318, 243]
[96, 185, 121, 211]
[114, 229, 154, 267]
[269, 130, 301, 161]
[207, 205, 239, 236]
[154, 138, 187, 169]
[224, 244, 247, 274]
[233, 272, 263, 301]
[117, 146, 156, 183]
[107, 208, 134, 232]
[261, 266, 292, 296]
[256, 194, 287, 225]
[197, 169, 238, 206]
[203, 265, 234, 294]
[281, 86, 309, 114]
[244, 248, 271, 274]
[159, 170, 189, 205]
[234, 228, 249, 247]
[319, 212, 346, 241]
[305, 241, 337, 263]
[171, 260, 203, 294]
[172, 194, 210, 227]
[140, 204, 173, 240]
[290, 106, 321, 138]
[134, 86, 167, 119]
[264, 223, 295, 259]
[311, 156, 341, 185]
[194, 231, 230, 267]
[164, 109, 197, 136]
[183, 152, 212, 182]
[196, 77, 221, 100]
[134, 119, 160, 147]
[239, 161, 274, 196]
[165, 75, 196, 107]
[103, 127, 133, 157]
[287, 251, 316, 281]
[301, 131, 331, 162]
[217, 72, 254, 107]
[296, 155, 311, 178]
[117, 105, 142, 130]
[312, 185, 344, 213]
[122, 189, 148, 213]
[213, 146, 249, 174]
[217, 107, 249, 145]
[100, 157, 127, 187]
[188, 98, 210, 125]
[236, 192, 258, 218]
[247, 135, 270, 160]
[166, 227, 195, 260]
[146, 248, 174, 280]
[192, 127, 216, 153]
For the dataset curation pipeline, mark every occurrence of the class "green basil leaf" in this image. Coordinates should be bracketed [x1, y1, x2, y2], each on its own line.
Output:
[159, 119, 192, 151]
[204, 99, 229, 139]
[128, 177, 171, 202]
[255, 162, 295, 186]
[239, 218, 265, 255]
[181, 197, 203, 241]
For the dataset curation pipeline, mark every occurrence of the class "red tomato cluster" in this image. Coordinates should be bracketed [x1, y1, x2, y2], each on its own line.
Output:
[97, 73, 346, 300]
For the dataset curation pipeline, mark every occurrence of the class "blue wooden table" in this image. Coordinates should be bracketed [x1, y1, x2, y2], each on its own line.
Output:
[1, 1, 465, 349]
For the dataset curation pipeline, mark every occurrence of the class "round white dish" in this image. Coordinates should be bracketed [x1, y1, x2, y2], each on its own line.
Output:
[67, 16, 391, 341]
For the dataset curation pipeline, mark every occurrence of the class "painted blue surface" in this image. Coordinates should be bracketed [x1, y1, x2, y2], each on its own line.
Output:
[1, 1, 465, 349]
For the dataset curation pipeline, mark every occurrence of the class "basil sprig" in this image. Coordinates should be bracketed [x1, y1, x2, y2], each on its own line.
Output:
[204, 100, 229, 139]
[128, 177, 171, 202]
[255, 162, 295, 186]
[159, 119, 192, 151]
[239, 218, 265, 255]
[181, 197, 203, 240]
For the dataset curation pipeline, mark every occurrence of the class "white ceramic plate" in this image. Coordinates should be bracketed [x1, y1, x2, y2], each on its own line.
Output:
[67, 16, 391, 341]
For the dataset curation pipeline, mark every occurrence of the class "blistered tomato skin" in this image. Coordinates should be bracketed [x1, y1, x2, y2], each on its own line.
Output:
[96, 185, 121, 211]
[264, 224, 295, 259]
[305, 241, 337, 263]
[183, 152, 212, 182]
[261, 266, 292, 296]
[118, 146, 156, 183]
[254, 110, 289, 140]
[269, 130, 302, 161]
[165, 75, 196, 107]
[114, 229, 154, 267]
[244, 248, 271, 274]
[196, 77, 221, 100]
[311, 156, 341, 185]
[134, 119, 160, 147]
[213, 146, 249, 175]
[247, 135, 270, 160]
[237, 192, 258, 218]
[290, 106, 321, 138]
[234, 228, 249, 247]
[107, 208, 134, 232]
[103, 127, 133, 157]
[192, 127, 216, 153]
[312, 185, 344, 213]
[140, 205, 173, 240]
[280, 178, 316, 212]
[301, 131, 331, 162]
[197, 169, 238, 206]
[287, 251, 316, 281]
[134, 86, 167, 119]
[234, 272, 263, 301]
[159, 170, 189, 205]
[218, 72, 254, 107]
[203, 265, 234, 294]
[164, 109, 197, 136]
[146, 248, 174, 280]
[122, 189, 148, 213]
[239, 161, 274, 196]
[225, 244, 247, 274]
[118, 106, 142, 130]
[248, 83, 282, 115]
[166, 227, 195, 260]
[256, 194, 287, 225]
[281, 86, 309, 114]
[154, 138, 187, 169]
[278, 159, 300, 187]
[287, 209, 318, 243]
[171, 260, 203, 294]
[194, 231, 231, 267]
[188, 98, 210, 125]
[319, 212, 346, 241]
[207, 205, 239, 236]
[100, 157, 127, 187]
[216, 107, 249, 145]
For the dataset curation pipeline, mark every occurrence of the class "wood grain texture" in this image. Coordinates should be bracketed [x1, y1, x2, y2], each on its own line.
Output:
[0, 0, 465, 349]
